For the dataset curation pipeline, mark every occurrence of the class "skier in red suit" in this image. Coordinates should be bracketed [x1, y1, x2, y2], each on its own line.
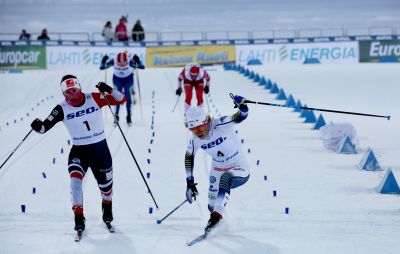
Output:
[175, 63, 210, 114]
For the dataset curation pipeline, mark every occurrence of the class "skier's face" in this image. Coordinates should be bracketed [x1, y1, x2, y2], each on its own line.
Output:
[63, 88, 84, 106]
[190, 121, 210, 140]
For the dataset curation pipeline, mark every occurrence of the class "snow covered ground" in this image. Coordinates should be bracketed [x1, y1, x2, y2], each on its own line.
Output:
[0, 63, 399, 254]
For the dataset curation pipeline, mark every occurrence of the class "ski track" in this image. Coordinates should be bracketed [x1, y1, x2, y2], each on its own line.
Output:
[0, 64, 400, 254]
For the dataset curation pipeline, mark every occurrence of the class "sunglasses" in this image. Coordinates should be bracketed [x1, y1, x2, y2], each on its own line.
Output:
[189, 123, 208, 135]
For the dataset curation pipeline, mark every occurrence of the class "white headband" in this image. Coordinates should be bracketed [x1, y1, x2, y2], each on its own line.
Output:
[60, 78, 81, 92]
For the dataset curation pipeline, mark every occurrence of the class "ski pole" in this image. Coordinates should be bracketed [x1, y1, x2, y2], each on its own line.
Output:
[230, 93, 391, 120]
[156, 200, 187, 224]
[0, 129, 33, 170]
[134, 68, 144, 121]
[98, 84, 159, 208]
[205, 93, 211, 114]
[172, 94, 181, 113]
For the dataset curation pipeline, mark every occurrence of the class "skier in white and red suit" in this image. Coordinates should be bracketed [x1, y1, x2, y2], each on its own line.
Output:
[175, 63, 211, 114]
[30, 75, 126, 234]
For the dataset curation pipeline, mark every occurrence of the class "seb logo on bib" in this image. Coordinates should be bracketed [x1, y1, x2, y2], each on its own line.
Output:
[201, 137, 226, 150]
[66, 106, 98, 120]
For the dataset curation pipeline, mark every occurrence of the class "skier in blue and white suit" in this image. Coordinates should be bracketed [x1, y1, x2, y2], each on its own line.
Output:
[100, 51, 145, 125]
[184, 94, 250, 232]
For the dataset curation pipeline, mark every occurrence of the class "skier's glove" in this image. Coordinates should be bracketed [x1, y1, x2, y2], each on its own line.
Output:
[96, 82, 113, 94]
[186, 177, 199, 204]
[31, 118, 43, 132]
[233, 95, 246, 108]
[133, 54, 140, 64]
[101, 55, 109, 65]
[204, 86, 209, 94]
[176, 87, 182, 96]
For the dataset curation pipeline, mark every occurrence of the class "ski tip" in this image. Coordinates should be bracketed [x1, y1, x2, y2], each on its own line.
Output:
[156, 219, 161, 224]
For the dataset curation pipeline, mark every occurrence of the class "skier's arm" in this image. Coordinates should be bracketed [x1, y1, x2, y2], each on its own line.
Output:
[130, 54, 145, 69]
[92, 82, 126, 107]
[204, 70, 210, 87]
[231, 104, 248, 124]
[185, 152, 194, 179]
[176, 71, 184, 95]
[185, 139, 199, 203]
[184, 139, 197, 179]
[215, 96, 248, 127]
[177, 71, 184, 89]
[31, 104, 64, 134]
[92, 90, 126, 108]
[99, 55, 113, 70]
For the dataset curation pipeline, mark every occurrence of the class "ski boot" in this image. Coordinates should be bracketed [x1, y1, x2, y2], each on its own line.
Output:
[74, 213, 86, 232]
[205, 211, 222, 233]
[102, 201, 113, 224]
[126, 114, 132, 126]
[113, 114, 119, 126]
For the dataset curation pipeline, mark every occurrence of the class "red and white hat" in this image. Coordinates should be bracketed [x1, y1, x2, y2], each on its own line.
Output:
[60, 75, 81, 92]
[189, 66, 200, 76]
[116, 52, 128, 66]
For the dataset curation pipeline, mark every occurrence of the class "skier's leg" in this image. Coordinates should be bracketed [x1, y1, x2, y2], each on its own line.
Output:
[90, 140, 113, 223]
[124, 74, 133, 117]
[68, 147, 88, 231]
[184, 84, 194, 114]
[195, 83, 205, 107]
[213, 166, 250, 215]
[123, 74, 133, 123]
[113, 75, 123, 117]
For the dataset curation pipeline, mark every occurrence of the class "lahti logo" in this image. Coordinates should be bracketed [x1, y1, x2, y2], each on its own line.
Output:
[82, 49, 92, 64]
[279, 45, 288, 61]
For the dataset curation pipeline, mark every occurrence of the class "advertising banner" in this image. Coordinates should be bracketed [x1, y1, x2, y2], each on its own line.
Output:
[236, 41, 358, 65]
[146, 45, 235, 68]
[0, 45, 46, 70]
[359, 40, 400, 62]
[46, 46, 146, 70]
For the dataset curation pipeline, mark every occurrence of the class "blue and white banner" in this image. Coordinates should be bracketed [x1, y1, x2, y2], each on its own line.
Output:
[236, 41, 359, 65]
[46, 46, 146, 70]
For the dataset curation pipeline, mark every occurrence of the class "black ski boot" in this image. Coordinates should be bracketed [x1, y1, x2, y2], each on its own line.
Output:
[126, 114, 132, 125]
[205, 211, 222, 233]
[113, 114, 119, 126]
[102, 202, 113, 223]
[74, 213, 86, 231]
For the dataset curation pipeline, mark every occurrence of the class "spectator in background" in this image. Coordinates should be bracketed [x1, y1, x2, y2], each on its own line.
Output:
[115, 16, 128, 41]
[19, 29, 31, 40]
[37, 28, 50, 41]
[102, 21, 114, 41]
[132, 19, 145, 42]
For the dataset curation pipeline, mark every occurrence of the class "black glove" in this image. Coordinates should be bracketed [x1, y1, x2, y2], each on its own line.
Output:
[96, 82, 113, 94]
[176, 87, 182, 96]
[185, 177, 199, 204]
[233, 95, 247, 108]
[204, 86, 209, 94]
[133, 54, 140, 64]
[101, 55, 109, 65]
[31, 118, 43, 132]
